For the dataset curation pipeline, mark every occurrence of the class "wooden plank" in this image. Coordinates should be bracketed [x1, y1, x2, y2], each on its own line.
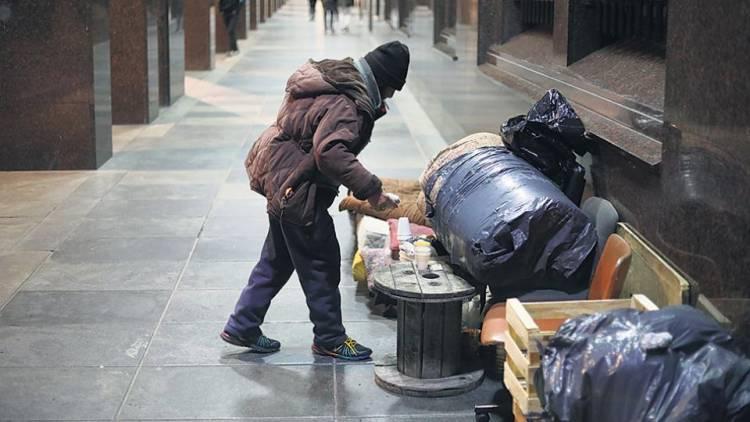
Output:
[507, 299, 539, 331]
[521, 298, 634, 319]
[402, 301, 424, 378]
[440, 301, 462, 377]
[513, 399, 528, 422]
[506, 298, 538, 350]
[631, 294, 658, 311]
[504, 331, 536, 383]
[421, 303, 444, 379]
[504, 363, 542, 414]
[510, 297, 660, 353]
[616, 223, 691, 306]
[397, 300, 405, 373]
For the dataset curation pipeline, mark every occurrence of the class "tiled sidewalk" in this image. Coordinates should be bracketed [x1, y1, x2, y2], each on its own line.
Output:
[0, 1, 506, 420]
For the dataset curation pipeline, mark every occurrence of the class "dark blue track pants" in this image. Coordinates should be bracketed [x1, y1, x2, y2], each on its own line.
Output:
[224, 210, 347, 348]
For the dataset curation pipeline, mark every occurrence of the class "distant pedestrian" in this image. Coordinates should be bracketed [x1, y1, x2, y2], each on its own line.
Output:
[221, 41, 411, 361]
[220, 0, 242, 56]
[308, 0, 317, 20]
[323, 0, 338, 33]
[338, 0, 354, 32]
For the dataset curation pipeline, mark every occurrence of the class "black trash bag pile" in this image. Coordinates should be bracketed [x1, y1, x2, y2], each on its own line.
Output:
[423, 146, 596, 296]
[501, 89, 589, 205]
[535, 306, 750, 422]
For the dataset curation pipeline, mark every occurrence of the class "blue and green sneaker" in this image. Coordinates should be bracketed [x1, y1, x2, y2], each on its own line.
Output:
[220, 330, 280, 353]
[312, 337, 373, 361]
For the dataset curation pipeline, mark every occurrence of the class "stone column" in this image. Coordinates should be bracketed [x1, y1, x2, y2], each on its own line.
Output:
[249, 0, 258, 29]
[259, 0, 265, 23]
[184, 0, 215, 70]
[110, 0, 160, 124]
[237, 1, 248, 39]
[0, 0, 112, 170]
[214, 0, 230, 53]
[477, 0, 497, 64]
[158, 0, 185, 106]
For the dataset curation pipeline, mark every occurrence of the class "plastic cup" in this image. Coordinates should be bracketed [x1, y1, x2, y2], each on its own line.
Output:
[415, 245, 431, 271]
[397, 217, 412, 242]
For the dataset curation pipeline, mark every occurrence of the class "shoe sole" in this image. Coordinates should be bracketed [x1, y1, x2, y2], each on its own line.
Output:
[311, 344, 372, 361]
[220, 332, 279, 353]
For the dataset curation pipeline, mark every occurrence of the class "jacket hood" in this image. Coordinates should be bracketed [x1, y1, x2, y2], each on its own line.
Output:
[286, 63, 338, 99]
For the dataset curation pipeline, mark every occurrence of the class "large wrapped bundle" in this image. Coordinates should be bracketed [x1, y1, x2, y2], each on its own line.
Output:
[422, 145, 596, 295]
[538, 306, 750, 422]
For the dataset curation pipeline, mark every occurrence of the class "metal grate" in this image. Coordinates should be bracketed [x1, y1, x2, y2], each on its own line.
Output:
[594, 0, 668, 49]
[519, 0, 555, 31]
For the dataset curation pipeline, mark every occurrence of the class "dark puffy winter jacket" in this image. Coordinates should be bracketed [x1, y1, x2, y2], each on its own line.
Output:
[245, 62, 382, 222]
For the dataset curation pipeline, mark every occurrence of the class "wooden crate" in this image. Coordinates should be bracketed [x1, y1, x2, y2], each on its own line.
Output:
[503, 294, 659, 417]
[616, 223, 693, 306]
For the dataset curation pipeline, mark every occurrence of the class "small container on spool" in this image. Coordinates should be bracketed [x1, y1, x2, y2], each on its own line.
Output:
[414, 239, 432, 271]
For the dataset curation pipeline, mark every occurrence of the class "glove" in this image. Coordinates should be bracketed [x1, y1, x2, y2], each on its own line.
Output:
[367, 192, 400, 211]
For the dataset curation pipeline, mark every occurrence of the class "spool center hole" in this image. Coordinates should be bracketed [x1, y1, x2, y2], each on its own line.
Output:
[422, 272, 439, 279]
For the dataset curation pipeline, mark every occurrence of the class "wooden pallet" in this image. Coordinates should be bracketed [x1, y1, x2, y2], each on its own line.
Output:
[503, 294, 659, 418]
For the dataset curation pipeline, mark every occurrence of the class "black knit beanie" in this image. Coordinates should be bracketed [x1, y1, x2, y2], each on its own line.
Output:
[364, 41, 410, 91]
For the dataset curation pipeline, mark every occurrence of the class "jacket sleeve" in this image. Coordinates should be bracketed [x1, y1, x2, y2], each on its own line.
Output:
[312, 98, 382, 200]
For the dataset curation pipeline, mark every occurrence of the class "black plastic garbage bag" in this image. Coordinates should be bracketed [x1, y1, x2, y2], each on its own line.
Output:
[501, 89, 588, 204]
[536, 306, 750, 422]
[423, 146, 596, 296]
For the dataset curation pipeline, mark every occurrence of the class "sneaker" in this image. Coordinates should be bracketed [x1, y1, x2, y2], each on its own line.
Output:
[312, 337, 372, 361]
[220, 330, 280, 353]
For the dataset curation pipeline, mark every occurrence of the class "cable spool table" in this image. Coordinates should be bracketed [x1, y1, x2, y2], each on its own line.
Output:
[373, 260, 484, 397]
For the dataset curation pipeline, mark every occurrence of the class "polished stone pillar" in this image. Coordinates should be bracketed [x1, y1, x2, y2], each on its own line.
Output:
[214, 0, 231, 53]
[237, 1, 248, 39]
[110, 0, 160, 124]
[158, 0, 185, 106]
[659, 0, 750, 326]
[249, 0, 258, 29]
[477, 0, 500, 64]
[0, 0, 112, 170]
[259, 0, 265, 23]
[184, 0, 215, 70]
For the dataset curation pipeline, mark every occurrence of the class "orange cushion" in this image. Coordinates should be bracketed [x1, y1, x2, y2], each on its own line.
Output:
[481, 303, 507, 345]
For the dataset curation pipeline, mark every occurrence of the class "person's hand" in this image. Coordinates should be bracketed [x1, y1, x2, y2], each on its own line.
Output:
[368, 192, 399, 211]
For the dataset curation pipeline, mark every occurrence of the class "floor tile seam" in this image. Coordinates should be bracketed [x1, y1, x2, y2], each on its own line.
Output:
[108, 64, 261, 412]
[116, 417, 330, 421]
[0, 320, 169, 328]
[332, 358, 339, 420]
[0, 364, 140, 370]
[10, 172, 125, 251]
[137, 362, 335, 368]
[157, 319, 389, 324]
[60, 234, 205, 241]
[157, 320, 311, 325]
[112, 154, 231, 420]
[0, 419, 111, 422]
[337, 413, 476, 419]
[1, 217, 42, 251]
[8, 288, 177, 294]
[0, 251, 53, 313]
[112, 236, 202, 421]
